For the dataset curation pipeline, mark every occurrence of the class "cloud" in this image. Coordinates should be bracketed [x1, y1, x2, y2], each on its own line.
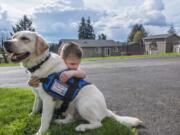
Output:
[142, 0, 164, 11]
[96, 0, 166, 27]
[0, 6, 11, 32]
[82, 0, 124, 12]
[141, 0, 167, 26]
[33, 0, 103, 42]
[0, 0, 178, 42]
[163, 0, 180, 33]
[143, 11, 167, 26]
[0, 6, 12, 45]
[92, 0, 167, 40]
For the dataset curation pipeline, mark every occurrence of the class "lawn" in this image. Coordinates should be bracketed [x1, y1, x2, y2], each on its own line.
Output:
[0, 88, 137, 135]
[0, 63, 19, 67]
[83, 52, 180, 61]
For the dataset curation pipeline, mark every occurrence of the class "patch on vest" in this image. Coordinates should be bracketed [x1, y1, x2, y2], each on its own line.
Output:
[51, 80, 68, 96]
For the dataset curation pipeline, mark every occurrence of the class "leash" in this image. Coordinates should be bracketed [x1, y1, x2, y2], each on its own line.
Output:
[57, 78, 79, 116]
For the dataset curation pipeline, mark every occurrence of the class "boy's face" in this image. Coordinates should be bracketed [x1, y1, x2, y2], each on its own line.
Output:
[64, 55, 81, 70]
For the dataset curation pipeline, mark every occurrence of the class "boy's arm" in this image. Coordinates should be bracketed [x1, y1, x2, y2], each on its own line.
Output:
[70, 68, 86, 79]
[59, 68, 86, 83]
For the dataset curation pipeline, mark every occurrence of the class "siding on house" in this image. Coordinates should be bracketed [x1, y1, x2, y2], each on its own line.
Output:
[173, 42, 180, 53]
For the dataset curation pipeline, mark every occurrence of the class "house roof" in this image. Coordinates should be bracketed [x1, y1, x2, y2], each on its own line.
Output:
[143, 33, 179, 40]
[59, 39, 120, 47]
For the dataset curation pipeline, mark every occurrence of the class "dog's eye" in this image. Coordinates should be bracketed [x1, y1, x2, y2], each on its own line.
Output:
[21, 37, 29, 41]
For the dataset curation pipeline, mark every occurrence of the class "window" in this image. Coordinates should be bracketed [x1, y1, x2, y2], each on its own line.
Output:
[149, 41, 157, 50]
[95, 47, 101, 54]
[113, 47, 118, 52]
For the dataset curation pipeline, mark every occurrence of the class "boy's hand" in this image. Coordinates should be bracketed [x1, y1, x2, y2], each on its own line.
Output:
[28, 76, 40, 87]
[59, 71, 73, 83]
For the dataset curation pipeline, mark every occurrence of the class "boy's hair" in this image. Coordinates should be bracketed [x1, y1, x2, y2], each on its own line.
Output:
[60, 42, 83, 59]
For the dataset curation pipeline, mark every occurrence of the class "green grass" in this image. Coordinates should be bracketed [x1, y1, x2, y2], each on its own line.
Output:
[0, 88, 137, 135]
[83, 52, 180, 61]
[0, 63, 19, 67]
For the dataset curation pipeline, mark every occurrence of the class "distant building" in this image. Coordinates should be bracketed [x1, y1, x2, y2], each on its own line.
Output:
[58, 39, 124, 57]
[49, 43, 59, 53]
[143, 34, 180, 54]
[173, 43, 180, 53]
[0, 54, 3, 63]
[0, 54, 8, 63]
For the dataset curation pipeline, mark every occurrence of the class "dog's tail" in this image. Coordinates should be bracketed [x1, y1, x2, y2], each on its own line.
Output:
[107, 109, 143, 127]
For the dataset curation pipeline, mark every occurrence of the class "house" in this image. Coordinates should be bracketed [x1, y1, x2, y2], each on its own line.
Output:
[49, 43, 59, 53]
[58, 39, 123, 57]
[173, 43, 180, 53]
[143, 34, 180, 54]
[0, 54, 3, 63]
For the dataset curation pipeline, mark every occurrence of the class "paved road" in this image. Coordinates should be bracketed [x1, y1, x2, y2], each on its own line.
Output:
[0, 57, 180, 135]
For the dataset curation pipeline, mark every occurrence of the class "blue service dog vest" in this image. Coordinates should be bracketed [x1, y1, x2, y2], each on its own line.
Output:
[42, 70, 90, 101]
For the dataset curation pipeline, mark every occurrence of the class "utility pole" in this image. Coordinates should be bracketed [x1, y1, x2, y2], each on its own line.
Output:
[0, 31, 8, 63]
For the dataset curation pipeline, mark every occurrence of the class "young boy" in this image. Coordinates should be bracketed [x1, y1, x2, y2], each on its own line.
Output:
[28, 42, 86, 87]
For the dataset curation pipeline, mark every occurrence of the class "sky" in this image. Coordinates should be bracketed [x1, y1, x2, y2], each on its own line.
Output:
[0, 0, 180, 43]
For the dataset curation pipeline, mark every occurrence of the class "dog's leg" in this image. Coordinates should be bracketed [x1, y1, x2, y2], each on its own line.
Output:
[75, 104, 103, 132]
[54, 113, 74, 124]
[36, 97, 55, 135]
[32, 95, 42, 114]
[31, 88, 42, 114]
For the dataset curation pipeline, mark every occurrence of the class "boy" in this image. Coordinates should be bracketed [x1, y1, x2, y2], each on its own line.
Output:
[28, 42, 86, 87]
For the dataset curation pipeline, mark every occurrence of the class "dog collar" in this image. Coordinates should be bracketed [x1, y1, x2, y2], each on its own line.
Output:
[27, 54, 51, 73]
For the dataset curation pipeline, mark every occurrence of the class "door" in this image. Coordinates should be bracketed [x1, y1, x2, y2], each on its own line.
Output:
[104, 48, 111, 56]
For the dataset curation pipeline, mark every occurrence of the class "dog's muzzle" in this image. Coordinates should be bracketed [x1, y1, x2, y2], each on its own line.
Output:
[3, 40, 30, 62]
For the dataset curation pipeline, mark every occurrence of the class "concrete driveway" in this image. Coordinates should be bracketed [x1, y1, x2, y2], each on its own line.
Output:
[0, 57, 180, 135]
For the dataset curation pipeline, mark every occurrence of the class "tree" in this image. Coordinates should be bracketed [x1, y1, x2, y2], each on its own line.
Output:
[128, 24, 147, 43]
[167, 24, 176, 34]
[78, 17, 95, 39]
[86, 17, 95, 39]
[98, 33, 107, 40]
[78, 17, 87, 39]
[133, 30, 143, 43]
[12, 15, 35, 34]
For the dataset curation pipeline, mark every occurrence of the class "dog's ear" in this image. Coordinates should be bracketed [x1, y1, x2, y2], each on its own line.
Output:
[35, 36, 49, 56]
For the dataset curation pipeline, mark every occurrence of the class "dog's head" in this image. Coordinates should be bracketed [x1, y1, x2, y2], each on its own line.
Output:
[3, 31, 49, 62]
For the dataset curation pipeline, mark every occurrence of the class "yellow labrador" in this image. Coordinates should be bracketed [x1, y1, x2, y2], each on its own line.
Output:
[4, 31, 142, 135]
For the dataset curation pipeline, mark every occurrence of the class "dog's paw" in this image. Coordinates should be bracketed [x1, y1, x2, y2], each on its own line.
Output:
[131, 118, 143, 127]
[34, 130, 43, 135]
[34, 132, 41, 135]
[75, 124, 86, 132]
[54, 119, 71, 125]
[28, 112, 35, 117]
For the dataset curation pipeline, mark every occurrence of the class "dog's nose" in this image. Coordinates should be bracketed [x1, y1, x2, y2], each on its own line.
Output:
[3, 41, 11, 46]
[3, 41, 13, 53]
